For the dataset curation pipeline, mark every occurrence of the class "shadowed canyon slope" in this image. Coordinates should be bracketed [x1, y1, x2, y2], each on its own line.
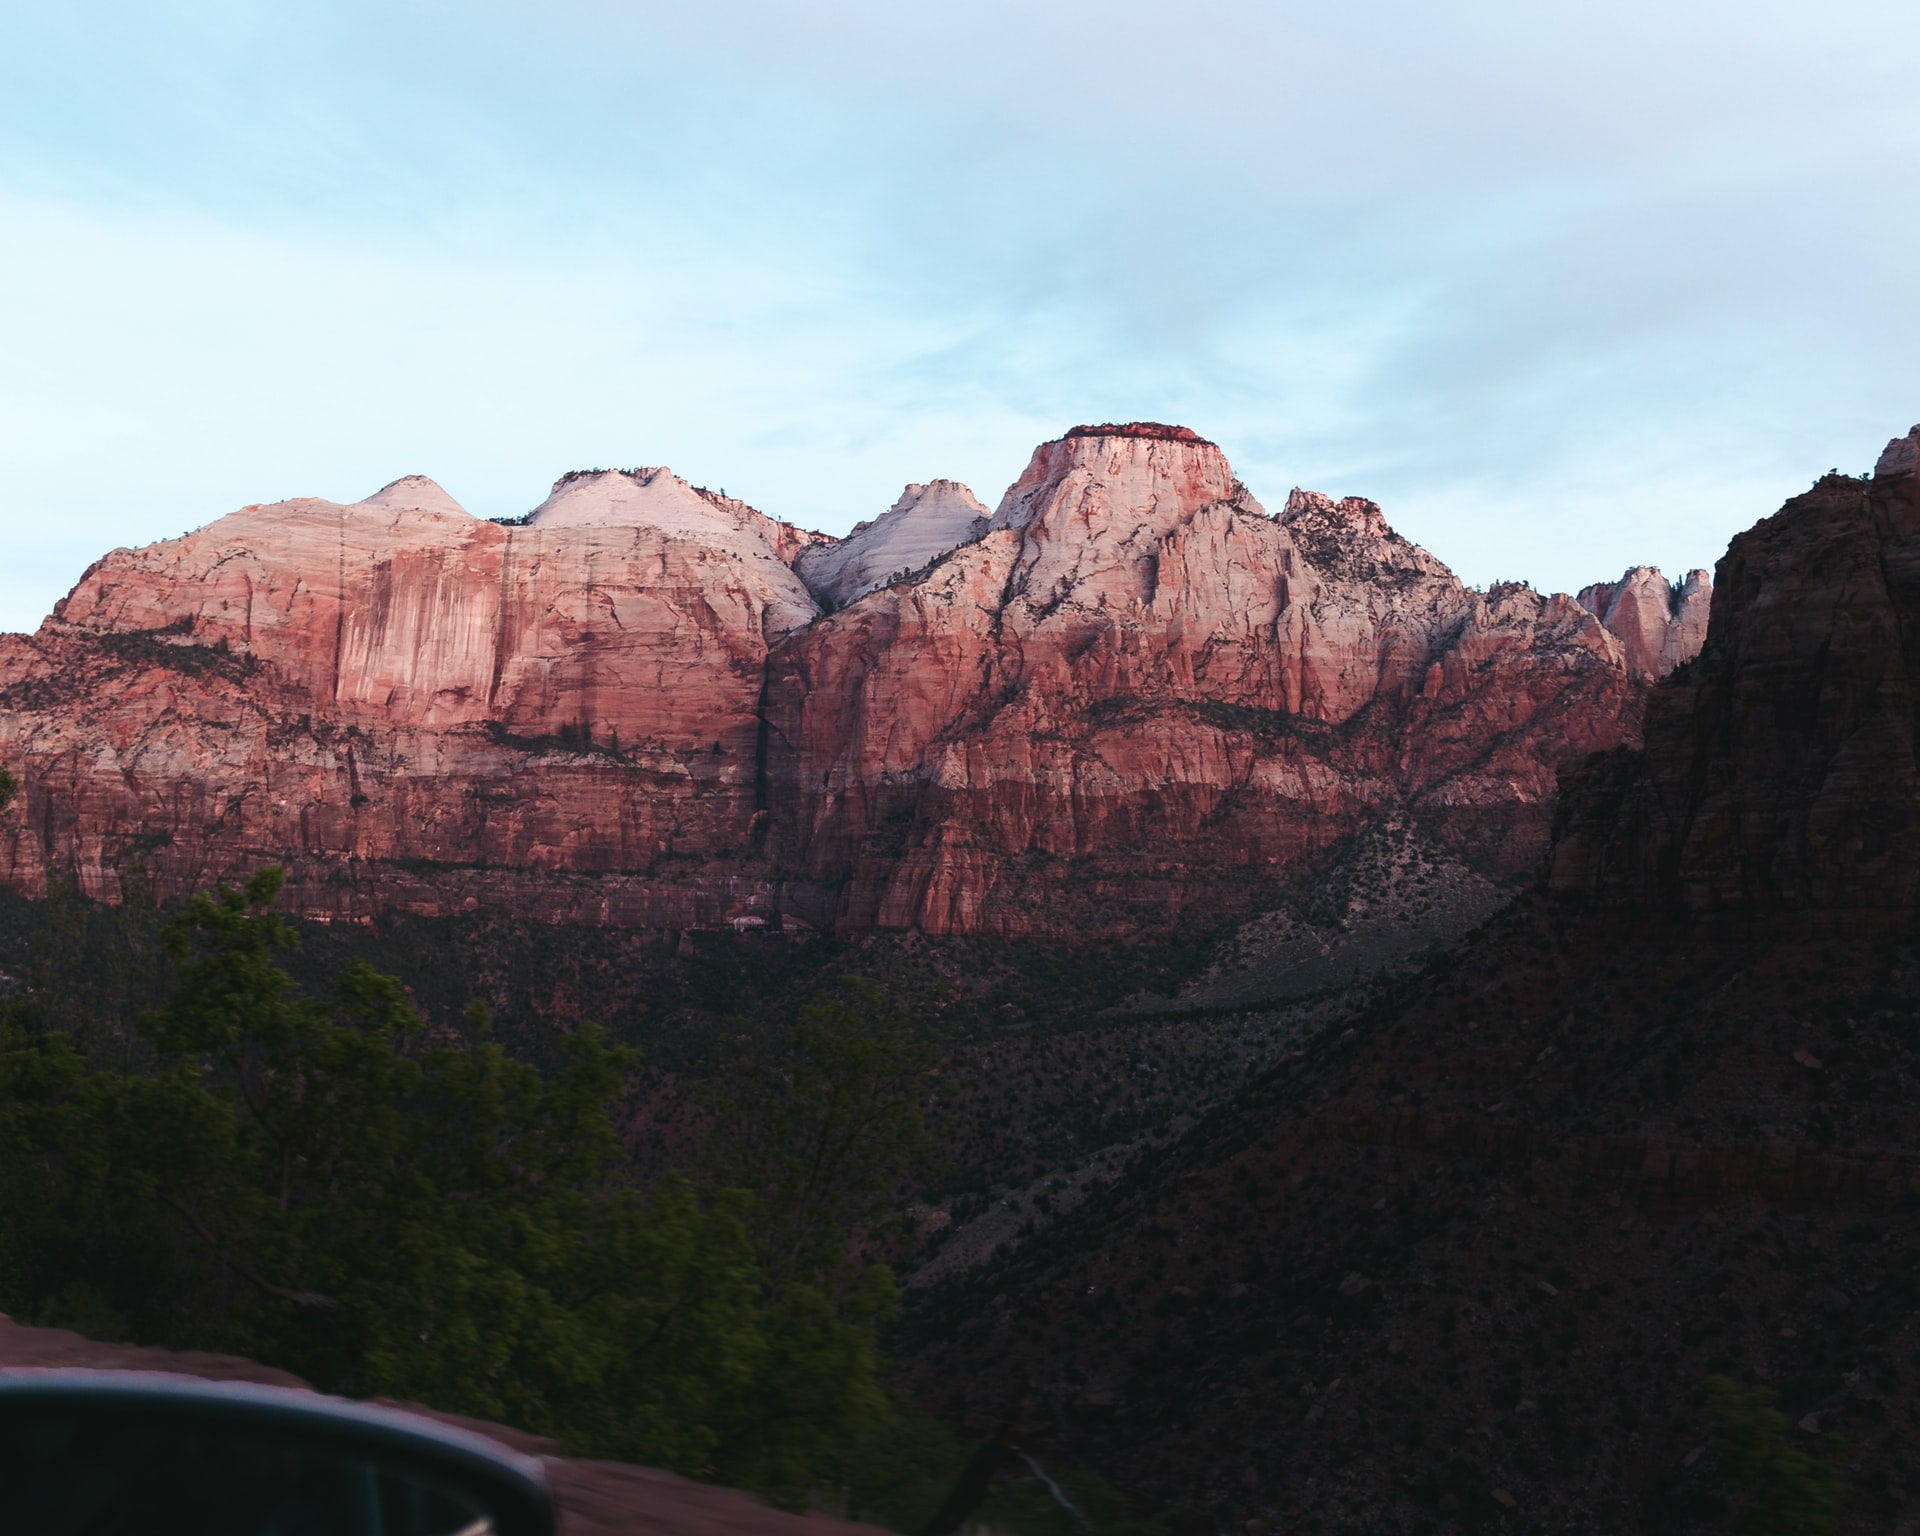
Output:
[902, 425, 1920, 1534]
[0, 426, 1705, 936]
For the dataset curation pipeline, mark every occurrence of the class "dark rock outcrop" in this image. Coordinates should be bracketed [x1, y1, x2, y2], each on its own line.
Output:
[1552, 447, 1920, 931]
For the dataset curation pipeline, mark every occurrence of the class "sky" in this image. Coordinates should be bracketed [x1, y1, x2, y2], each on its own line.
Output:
[2, 0, 1918, 633]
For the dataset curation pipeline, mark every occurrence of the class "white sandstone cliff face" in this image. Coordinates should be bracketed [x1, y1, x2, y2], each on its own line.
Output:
[353, 475, 471, 518]
[528, 467, 823, 637]
[794, 480, 990, 610]
[1576, 566, 1712, 682]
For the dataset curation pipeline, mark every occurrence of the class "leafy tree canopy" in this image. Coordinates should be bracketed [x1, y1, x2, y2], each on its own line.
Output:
[0, 868, 911, 1509]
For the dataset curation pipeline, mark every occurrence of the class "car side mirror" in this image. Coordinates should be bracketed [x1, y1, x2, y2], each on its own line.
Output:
[0, 1371, 555, 1536]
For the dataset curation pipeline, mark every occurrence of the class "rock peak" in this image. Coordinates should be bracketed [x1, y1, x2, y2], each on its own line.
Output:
[530, 466, 741, 529]
[353, 475, 469, 518]
[1280, 487, 1390, 533]
[1276, 487, 1453, 584]
[525, 465, 818, 634]
[991, 423, 1239, 542]
[795, 479, 990, 610]
[1062, 422, 1213, 445]
[539, 465, 676, 500]
[900, 478, 975, 501]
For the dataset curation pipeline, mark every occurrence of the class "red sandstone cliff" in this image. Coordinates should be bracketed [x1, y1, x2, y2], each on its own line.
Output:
[0, 428, 1701, 936]
[761, 429, 1676, 934]
[0, 473, 806, 925]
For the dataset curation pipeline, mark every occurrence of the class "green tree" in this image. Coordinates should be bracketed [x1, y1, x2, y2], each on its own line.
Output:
[0, 869, 910, 1509]
[1705, 1375, 1844, 1535]
[706, 977, 939, 1287]
[697, 977, 942, 1503]
[0, 766, 18, 815]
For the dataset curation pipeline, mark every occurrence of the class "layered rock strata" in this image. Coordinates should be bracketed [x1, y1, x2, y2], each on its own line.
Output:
[1, 427, 1702, 936]
[1552, 432, 1920, 930]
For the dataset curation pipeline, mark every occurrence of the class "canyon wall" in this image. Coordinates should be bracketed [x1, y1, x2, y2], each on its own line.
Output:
[0, 425, 1704, 936]
[0, 473, 806, 926]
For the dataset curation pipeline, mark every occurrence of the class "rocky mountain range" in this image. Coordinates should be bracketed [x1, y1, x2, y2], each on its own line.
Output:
[5, 425, 1919, 1535]
[0, 423, 1707, 937]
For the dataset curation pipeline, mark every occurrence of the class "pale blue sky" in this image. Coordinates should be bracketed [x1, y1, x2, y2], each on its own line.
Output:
[3, 0, 1917, 632]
